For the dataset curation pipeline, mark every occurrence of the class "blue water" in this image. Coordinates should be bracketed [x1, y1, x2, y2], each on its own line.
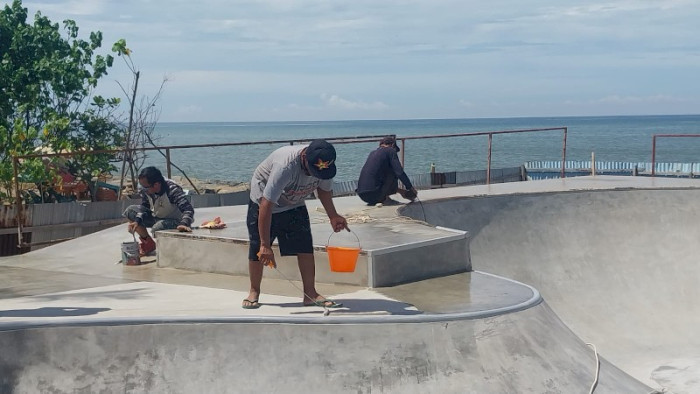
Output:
[146, 115, 700, 183]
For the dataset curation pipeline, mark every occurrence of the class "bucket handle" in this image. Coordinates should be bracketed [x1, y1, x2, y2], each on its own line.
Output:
[326, 229, 361, 249]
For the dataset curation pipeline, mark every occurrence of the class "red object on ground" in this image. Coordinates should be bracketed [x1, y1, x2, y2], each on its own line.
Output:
[139, 237, 156, 257]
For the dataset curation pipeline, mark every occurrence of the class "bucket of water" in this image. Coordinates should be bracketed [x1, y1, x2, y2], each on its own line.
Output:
[121, 235, 141, 266]
[326, 230, 361, 273]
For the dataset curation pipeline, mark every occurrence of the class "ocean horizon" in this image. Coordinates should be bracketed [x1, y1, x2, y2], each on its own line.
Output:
[145, 114, 700, 183]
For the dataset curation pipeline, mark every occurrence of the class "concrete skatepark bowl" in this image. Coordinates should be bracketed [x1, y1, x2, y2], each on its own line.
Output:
[401, 183, 700, 394]
[0, 176, 698, 393]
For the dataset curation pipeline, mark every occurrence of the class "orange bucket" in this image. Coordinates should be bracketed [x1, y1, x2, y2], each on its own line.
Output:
[326, 230, 361, 273]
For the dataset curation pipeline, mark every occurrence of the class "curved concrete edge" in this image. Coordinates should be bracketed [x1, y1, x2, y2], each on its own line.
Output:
[0, 301, 650, 394]
[0, 271, 541, 330]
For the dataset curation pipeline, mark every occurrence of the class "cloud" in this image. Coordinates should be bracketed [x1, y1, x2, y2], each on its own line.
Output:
[19, 0, 700, 121]
[320, 94, 388, 110]
[595, 95, 687, 104]
[176, 105, 203, 115]
[25, 0, 107, 16]
[287, 103, 317, 110]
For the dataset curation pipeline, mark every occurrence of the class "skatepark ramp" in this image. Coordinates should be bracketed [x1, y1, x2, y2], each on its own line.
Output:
[401, 187, 700, 393]
[2, 177, 696, 393]
[0, 300, 650, 393]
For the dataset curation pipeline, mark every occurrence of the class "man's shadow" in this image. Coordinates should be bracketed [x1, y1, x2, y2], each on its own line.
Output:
[0, 307, 110, 318]
[269, 298, 422, 316]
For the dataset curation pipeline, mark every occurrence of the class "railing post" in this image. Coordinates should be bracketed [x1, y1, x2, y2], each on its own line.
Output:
[166, 148, 172, 178]
[399, 138, 405, 166]
[561, 127, 567, 179]
[486, 133, 493, 185]
[651, 135, 657, 177]
[13, 156, 24, 248]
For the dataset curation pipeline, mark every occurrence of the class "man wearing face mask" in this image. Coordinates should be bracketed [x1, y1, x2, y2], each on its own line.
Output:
[243, 139, 348, 310]
[123, 166, 195, 257]
[356, 136, 417, 205]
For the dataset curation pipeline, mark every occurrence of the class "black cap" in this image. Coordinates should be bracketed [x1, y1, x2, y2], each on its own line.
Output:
[380, 136, 399, 152]
[305, 140, 337, 179]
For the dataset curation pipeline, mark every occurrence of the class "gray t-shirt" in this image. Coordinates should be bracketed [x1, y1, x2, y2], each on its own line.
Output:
[249, 145, 333, 213]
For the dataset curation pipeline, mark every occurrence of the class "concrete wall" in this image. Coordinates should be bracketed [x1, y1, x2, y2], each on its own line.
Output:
[368, 230, 471, 287]
[0, 302, 649, 393]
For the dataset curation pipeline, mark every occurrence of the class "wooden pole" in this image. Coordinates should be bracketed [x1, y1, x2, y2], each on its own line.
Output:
[13, 156, 24, 248]
[486, 133, 493, 185]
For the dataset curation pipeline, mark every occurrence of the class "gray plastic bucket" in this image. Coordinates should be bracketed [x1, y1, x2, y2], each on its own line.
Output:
[121, 240, 141, 266]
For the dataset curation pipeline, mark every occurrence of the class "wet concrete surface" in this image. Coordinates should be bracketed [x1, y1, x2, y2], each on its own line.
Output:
[0, 266, 130, 299]
[377, 271, 535, 314]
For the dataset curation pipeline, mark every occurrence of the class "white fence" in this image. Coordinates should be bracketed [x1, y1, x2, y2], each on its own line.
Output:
[525, 161, 700, 180]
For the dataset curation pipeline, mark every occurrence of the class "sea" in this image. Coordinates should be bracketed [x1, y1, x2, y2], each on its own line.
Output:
[145, 114, 700, 183]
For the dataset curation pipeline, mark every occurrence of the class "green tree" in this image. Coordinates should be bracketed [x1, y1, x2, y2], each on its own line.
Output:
[0, 0, 122, 202]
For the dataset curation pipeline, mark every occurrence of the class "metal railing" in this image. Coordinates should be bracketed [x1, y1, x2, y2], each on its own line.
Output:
[10, 134, 391, 248]
[651, 134, 700, 176]
[9, 127, 569, 249]
[395, 127, 568, 184]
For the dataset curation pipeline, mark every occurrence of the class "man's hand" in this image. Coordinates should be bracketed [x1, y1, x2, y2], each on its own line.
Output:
[127, 221, 139, 234]
[257, 245, 276, 268]
[177, 224, 192, 232]
[403, 188, 418, 201]
[329, 215, 349, 233]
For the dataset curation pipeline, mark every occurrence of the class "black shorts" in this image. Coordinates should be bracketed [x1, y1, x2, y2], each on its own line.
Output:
[247, 200, 314, 261]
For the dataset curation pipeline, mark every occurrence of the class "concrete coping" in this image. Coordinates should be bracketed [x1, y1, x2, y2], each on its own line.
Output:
[0, 271, 541, 331]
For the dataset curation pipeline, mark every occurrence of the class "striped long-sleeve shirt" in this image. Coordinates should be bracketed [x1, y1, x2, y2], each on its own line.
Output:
[138, 179, 194, 227]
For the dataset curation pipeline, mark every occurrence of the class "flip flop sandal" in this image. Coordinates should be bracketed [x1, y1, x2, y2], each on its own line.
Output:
[242, 299, 260, 309]
[304, 299, 343, 308]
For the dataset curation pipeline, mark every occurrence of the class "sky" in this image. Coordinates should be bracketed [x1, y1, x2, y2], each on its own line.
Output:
[18, 0, 700, 122]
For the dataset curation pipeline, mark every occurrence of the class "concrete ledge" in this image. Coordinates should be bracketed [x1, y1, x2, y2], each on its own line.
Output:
[367, 227, 470, 286]
[156, 232, 371, 286]
[155, 219, 471, 287]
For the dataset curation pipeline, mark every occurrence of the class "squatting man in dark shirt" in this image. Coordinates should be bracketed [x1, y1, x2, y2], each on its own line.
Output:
[356, 136, 418, 205]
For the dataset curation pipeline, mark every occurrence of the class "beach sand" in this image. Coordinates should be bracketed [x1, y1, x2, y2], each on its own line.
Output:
[169, 175, 249, 194]
[104, 175, 249, 200]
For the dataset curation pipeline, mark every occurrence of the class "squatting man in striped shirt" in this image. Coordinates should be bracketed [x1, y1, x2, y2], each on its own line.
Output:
[123, 166, 195, 257]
